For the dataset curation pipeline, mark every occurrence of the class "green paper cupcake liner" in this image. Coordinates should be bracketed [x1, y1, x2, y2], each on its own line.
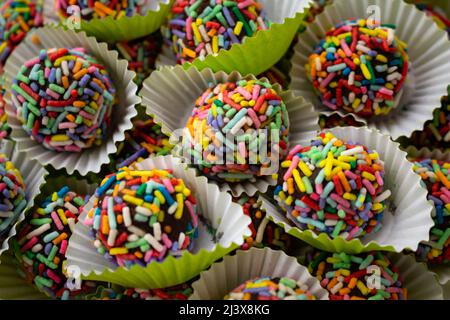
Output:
[260, 126, 434, 254]
[65, 155, 252, 289]
[44, 0, 172, 42]
[158, 0, 312, 75]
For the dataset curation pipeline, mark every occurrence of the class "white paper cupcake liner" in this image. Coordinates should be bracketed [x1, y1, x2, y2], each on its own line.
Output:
[0, 176, 95, 300]
[139, 65, 319, 197]
[261, 126, 434, 254]
[289, 0, 450, 140]
[0, 140, 48, 260]
[387, 252, 443, 300]
[65, 155, 252, 289]
[3, 27, 140, 176]
[404, 146, 450, 285]
[444, 281, 450, 299]
[156, 0, 312, 75]
[190, 247, 329, 300]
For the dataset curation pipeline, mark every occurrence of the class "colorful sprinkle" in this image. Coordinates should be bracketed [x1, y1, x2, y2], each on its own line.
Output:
[225, 277, 318, 300]
[273, 132, 389, 240]
[306, 19, 409, 118]
[56, 0, 150, 21]
[11, 47, 116, 152]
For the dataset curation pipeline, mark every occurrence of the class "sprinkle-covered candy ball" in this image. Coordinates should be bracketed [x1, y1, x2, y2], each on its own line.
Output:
[184, 79, 289, 184]
[56, 0, 149, 21]
[412, 158, 450, 265]
[306, 250, 407, 300]
[306, 19, 409, 118]
[164, 0, 271, 63]
[13, 186, 100, 300]
[273, 132, 390, 240]
[0, 154, 26, 241]
[0, 0, 44, 69]
[11, 48, 116, 152]
[84, 168, 199, 268]
[225, 277, 318, 300]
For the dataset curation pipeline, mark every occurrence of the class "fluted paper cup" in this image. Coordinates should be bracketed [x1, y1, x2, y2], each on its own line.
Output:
[3, 27, 140, 176]
[0, 140, 48, 260]
[405, 146, 450, 285]
[65, 155, 252, 289]
[261, 126, 434, 254]
[44, 0, 171, 42]
[289, 0, 450, 140]
[190, 247, 329, 300]
[157, 0, 311, 75]
[139, 65, 319, 197]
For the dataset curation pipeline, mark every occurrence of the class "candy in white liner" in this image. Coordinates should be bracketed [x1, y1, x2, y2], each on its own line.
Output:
[405, 146, 450, 285]
[0, 140, 48, 260]
[289, 0, 450, 139]
[190, 247, 329, 300]
[139, 65, 319, 197]
[261, 126, 434, 253]
[65, 155, 252, 289]
[3, 27, 139, 176]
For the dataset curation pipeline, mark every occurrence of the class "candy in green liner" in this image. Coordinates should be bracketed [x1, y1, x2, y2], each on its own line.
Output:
[225, 276, 318, 300]
[272, 131, 389, 241]
[0, 154, 27, 243]
[305, 250, 407, 300]
[111, 32, 163, 87]
[0, 0, 44, 70]
[184, 79, 289, 185]
[411, 157, 450, 265]
[12, 185, 103, 300]
[163, 0, 271, 64]
[306, 18, 409, 118]
[10, 47, 117, 153]
[84, 167, 199, 268]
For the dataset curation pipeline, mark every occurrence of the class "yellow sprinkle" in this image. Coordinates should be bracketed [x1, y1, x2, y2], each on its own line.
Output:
[51, 134, 69, 142]
[362, 172, 375, 181]
[175, 193, 184, 219]
[292, 169, 306, 193]
[212, 36, 219, 54]
[110, 248, 128, 255]
[343, 193, 357, 201]
[123, 195, 143, 206]
[191, 22, 202, 42]
[154, 190, 166, 205]
[298, 161, 312, 177]
[360, 64, 371, 80]
[234, 21, 243, 35]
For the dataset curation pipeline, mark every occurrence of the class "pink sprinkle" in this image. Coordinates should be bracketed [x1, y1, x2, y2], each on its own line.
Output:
[283, 156, 300, 180]
[344, 170, 358, 180]
[58, 122, 77, 129]
[375, 171, 384, 186]
[330, 193, 350, 208]
[235, 87, 252, 100]
[47, 269, 62, 284]
[144, 250, 154, 263]
[161, 233, 172, 249]
[346, 226, 360, 240]
[362, 179, 376, 195]
[60, 239, 68, 255]
[238, 141, 247, 158]
[65, 144, 81, 152]
[22, 236, 38, 252]
[310, 192, 320, 201]
[320, 72, 336, 88]
[185, 200, 198, 228]
[288, 145, 303, 158]
[51, 211, 64, 231]
[25, 57, 40, 68]
[323, 100, 337, 110]
[340, 38, 352, 57]
[315, 183, 323, 195]
[162, 179, 174, 193]
[238, 0, 254, 9]
[379, 87, 393, 96]
[252, 84, 261, 101]
[247, 108, 261, 129]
